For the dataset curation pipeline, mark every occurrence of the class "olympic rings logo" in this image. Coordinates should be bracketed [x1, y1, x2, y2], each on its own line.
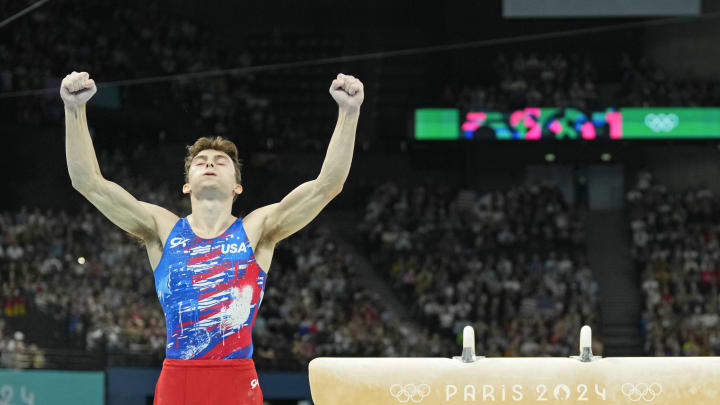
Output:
[621, 383, 663, 402]
[389, 384, 431, 403]
[644, 113, 679, 133]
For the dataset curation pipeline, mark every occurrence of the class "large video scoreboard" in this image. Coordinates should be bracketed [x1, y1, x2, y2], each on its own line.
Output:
[415, 108, 720, 141]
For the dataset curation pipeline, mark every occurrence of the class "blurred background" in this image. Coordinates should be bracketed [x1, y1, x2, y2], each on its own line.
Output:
[1, 0, 719, 404]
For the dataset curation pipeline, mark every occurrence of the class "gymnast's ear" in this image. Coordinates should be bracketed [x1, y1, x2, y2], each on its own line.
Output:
[182, 184, 191, 195]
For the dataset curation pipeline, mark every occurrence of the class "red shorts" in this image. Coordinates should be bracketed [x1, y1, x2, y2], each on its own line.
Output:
[154, 358, 263, 405]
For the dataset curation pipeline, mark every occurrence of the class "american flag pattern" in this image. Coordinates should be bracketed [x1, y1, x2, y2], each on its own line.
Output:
[153, 217, 267, 360]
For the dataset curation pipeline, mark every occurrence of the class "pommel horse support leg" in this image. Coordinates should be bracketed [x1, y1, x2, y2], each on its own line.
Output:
[309, 325, 720, 404]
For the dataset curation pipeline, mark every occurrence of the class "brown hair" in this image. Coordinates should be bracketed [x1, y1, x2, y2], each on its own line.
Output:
[184, 136, 243, 185]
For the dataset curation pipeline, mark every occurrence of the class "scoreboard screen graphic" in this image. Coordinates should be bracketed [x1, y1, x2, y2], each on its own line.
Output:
[414, 108, 720, 140]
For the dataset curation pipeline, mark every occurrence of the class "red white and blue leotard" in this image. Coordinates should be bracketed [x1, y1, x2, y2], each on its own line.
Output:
[152, 216, 267, 360]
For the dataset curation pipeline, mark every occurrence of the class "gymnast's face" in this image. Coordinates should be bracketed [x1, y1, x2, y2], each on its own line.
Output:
[182, 149, 243, 199]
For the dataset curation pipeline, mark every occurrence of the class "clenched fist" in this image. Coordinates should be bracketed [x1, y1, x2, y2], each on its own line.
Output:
[330, 73, 364, 111]
[60, 71, 97, 109]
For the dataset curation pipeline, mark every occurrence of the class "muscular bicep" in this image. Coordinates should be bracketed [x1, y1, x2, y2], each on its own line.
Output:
[258, 180, 340, 244]
[77, 178, 158, 241]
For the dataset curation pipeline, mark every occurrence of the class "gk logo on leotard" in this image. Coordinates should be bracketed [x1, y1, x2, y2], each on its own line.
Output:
[390, 384, 431, 403]
[250, 379, 259, 389]
[170, 237, 190, 248]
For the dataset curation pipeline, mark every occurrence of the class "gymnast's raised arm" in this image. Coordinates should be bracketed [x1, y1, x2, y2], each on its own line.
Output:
[61, 71, 174, 244]
[246, 73, 364, 245]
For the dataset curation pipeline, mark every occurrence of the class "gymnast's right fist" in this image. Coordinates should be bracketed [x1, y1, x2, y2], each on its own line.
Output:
[60, 71, 97, 109]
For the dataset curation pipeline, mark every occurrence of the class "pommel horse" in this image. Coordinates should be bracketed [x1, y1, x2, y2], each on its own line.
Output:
[309, 325, 720, 404]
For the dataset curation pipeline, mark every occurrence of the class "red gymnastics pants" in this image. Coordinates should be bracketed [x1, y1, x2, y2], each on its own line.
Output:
[154, 358, 263, 405]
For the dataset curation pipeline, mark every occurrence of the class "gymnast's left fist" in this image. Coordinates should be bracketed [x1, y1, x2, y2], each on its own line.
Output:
[329, 73, 364, 111]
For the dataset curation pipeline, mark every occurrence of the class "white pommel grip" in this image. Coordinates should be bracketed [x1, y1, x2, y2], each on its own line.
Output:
[580, 325, 592, 352]
[452, 325, 482, 363]
[573, 325, 600, 362]
[461, 326, 476, 363]
[463, 326, 475, 351]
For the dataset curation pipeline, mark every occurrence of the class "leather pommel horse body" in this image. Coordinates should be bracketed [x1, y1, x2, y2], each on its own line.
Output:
[309, 326, 720, 404]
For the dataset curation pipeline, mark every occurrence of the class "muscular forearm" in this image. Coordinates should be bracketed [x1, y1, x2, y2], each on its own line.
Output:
[65, 105, 103, 190]
[316, 107, 359, 193]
